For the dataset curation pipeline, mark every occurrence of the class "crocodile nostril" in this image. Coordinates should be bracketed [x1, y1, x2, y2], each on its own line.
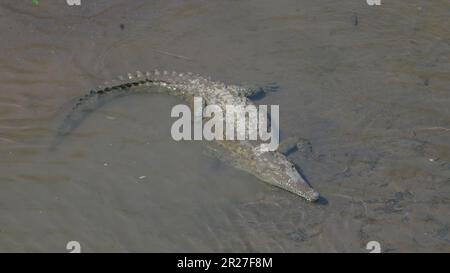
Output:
[308, 191, 320, 202]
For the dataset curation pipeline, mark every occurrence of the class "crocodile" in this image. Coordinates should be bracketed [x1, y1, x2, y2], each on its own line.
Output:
[56, 70, 320, 202]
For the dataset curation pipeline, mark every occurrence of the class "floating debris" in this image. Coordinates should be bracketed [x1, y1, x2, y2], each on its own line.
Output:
[352, 13, 359, 26]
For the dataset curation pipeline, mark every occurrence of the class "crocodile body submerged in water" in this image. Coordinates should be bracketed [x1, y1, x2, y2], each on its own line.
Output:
[56, 70, 320, 202]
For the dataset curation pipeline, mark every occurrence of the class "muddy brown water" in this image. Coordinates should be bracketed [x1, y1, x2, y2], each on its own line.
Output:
[0, 0, 449, 252]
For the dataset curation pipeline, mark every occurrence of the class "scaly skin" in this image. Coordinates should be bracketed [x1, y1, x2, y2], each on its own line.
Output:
[56, 70, 320, 202]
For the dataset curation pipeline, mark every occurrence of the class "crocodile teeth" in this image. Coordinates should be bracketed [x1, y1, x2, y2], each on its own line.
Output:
[136, 71, 143, 78]
[163, 70, 168, 75]
[154, 69, 160, 76]
[145, 71, 151, 78]
[127, 73, 134, 79]
[118, 75, 125, 81]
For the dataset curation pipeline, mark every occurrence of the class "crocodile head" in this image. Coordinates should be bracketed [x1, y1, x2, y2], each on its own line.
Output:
[254, 151, 320, 202]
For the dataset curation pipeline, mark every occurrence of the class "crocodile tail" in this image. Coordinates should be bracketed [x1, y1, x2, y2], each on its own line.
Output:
[52, 70, 196, 146]
[52, 70, 227, 149]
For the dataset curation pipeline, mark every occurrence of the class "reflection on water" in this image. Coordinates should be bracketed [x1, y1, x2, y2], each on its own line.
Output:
[0, 0, 449, 252]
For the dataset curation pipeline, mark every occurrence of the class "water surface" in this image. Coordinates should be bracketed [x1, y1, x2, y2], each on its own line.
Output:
[0, 0, 449, 252]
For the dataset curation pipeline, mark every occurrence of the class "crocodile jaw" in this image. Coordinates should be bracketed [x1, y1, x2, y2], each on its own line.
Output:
[290, 180, 320, 202]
